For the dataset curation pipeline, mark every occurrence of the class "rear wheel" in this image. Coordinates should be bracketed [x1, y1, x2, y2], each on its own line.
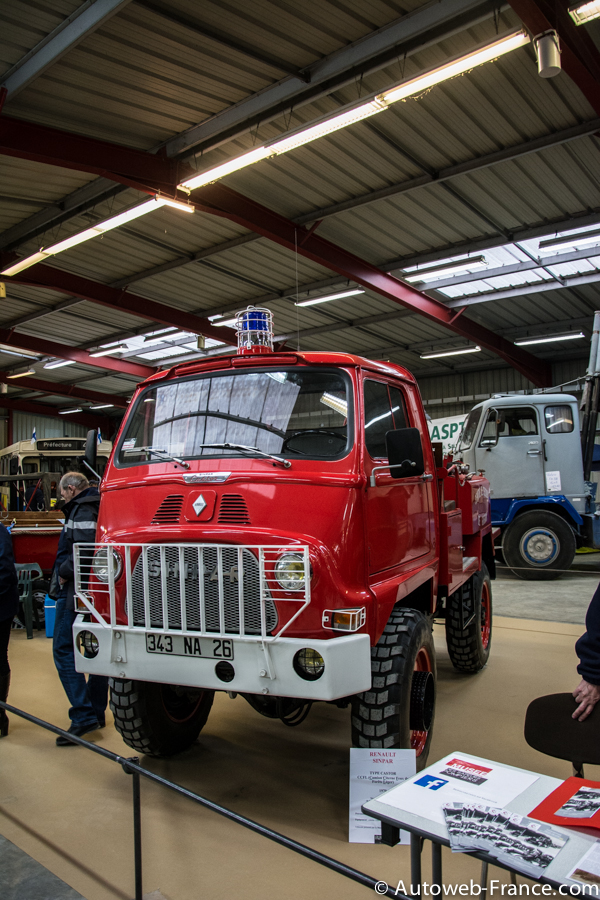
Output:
[503, 510, 575, 580]
[446, 565, 492, 673]
[351, 609, 436, 770]
[109, 679, 214, 757]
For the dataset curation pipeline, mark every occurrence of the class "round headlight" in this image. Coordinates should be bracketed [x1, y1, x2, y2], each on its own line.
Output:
[274, 552, 306, 592]
[92, 547, 123, 583]
[293, 648, 325, 681]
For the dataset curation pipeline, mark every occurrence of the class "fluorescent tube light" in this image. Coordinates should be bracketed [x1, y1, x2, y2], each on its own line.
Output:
[44, 359, 76, 369]
[404, 256, 488, 282]
[89, 404, 114, 410]
[539, 228, 600, 254]
[6, 365, 35, 378]
[212, 316, 238, 327]
[89, 346, 128, 357]
[0, 197, 191, 276]
[295, 289, 365, 307]
[177, 32, 529, 195]
[382, 31, 529, 105]
[569, 0, 600, 23]
[514, 332, 585, 346]
[58, 407, 83, 415]
[269, 100, 387, 155]
[180, 147, 274, 192]
[420, 346, 481, 359]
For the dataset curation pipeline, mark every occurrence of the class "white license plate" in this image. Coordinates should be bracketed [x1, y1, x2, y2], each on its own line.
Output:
[145, 633, 234, 660]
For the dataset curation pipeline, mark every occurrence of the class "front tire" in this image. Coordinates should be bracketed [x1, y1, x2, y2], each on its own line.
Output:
[446, 565, 492, 673]
[109, 679, 214, 757]
[351, 609, 436, 770]
[503, 510, 575, 580]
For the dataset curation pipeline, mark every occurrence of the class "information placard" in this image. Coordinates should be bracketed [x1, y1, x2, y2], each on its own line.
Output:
[349, 748, 415, 844]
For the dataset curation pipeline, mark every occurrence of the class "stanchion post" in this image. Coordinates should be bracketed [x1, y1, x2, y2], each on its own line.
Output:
[410, 833, 422, 894]
[122, 757, 143, 900]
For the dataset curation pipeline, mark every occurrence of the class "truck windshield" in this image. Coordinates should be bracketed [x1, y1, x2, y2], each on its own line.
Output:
[117, 368, 351, 465]
[458, 407, 482, 451]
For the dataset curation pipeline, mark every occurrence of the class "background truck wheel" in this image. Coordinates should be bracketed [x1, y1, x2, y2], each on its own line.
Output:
[446, 565, 492, 673]
[109, 679, 214, 757]
[351, 609, 435, 770]
[503, 510, 575, 580]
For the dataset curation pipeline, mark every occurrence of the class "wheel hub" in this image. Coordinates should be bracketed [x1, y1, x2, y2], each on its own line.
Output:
[520, 528, 558, 565]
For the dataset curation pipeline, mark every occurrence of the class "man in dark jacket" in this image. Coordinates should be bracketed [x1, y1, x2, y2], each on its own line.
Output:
[573, 582, 600, 721]
[0, 524, 19, 736]
[53, 472, 107, 745]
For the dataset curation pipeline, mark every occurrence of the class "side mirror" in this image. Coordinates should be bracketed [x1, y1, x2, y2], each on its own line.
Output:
[479, 407, 499, 449]
[385, 428, 425, 478]
[80, 429, 100, 480]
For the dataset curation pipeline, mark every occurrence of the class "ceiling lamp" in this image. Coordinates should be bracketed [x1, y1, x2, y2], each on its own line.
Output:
[539, 228, 600, 254]
[514, 332, 585, 346]
[295, 289, 365, 307]
[420, 346, 481, 359]
[179, 31, 529, 193]
[0, 196, 194, 277]
[569, 0, 600, 23]
[6, 364, 36, 378]
[403, 256, 487, 283]
[89, 346, 129, 357]
[58, 407, 83, 415]
[89, 404, 114, 410]
[44, 359, 76, 369]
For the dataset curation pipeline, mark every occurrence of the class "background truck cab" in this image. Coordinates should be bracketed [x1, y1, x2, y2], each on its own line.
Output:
[73, 308, 495, 767]
[457, 393, 596, 579]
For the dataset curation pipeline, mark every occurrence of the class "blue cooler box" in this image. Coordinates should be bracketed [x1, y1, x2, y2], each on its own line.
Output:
[44, 594, 55, 639]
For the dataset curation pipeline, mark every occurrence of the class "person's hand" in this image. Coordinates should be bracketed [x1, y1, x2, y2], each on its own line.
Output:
[572, 679, 600, 721]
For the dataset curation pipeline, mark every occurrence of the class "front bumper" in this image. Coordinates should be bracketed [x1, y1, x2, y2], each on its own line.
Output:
[73, 619, 372, 701]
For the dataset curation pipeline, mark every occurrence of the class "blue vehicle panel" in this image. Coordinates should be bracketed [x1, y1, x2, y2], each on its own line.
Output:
[490, 495, 583, 528]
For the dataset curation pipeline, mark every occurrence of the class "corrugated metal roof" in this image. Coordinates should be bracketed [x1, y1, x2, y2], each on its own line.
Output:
[1, 0, 599, 427]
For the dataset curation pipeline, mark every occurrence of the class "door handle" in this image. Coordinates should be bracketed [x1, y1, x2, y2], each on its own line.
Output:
[527, 450, 542, 456]
[422, 473, 434, 482]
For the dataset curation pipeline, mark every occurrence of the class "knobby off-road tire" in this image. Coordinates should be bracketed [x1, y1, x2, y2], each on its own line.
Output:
[351, 609, 436, 770]
[445, 564, 492, 673]
[109, 679, 214, 757]
[502, 510, 575, 581]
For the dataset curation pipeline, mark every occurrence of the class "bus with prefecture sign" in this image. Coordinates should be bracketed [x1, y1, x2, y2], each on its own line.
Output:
[0, 437, 113, 511]
[72, 308, 495, 769]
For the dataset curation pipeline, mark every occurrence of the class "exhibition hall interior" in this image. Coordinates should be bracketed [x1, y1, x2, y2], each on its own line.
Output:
[1, 1, 600, 898]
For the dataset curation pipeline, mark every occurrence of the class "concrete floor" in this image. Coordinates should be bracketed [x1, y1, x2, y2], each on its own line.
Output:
[0, 568, 598, 900]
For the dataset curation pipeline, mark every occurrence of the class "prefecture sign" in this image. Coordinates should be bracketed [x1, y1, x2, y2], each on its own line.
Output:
[36, 439, 87, 451]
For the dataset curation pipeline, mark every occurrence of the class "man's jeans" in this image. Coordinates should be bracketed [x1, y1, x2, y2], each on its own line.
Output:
[53, 591, 108, 729]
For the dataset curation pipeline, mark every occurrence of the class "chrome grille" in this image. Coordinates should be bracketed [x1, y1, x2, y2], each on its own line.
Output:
[129, 546, 276, 634]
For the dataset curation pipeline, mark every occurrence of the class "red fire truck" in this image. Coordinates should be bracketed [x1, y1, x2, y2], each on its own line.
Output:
[73, 309, 494, 767]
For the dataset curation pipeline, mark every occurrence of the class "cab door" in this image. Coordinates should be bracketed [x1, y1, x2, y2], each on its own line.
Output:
[475, 405, 544, 499]
[363, 378, 433, 574]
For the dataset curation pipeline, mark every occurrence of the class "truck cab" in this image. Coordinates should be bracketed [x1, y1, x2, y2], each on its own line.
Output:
[73, 309, 495, 765]
[458, 394, 589, 578]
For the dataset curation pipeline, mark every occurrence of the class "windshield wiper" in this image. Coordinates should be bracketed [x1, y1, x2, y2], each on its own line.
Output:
[194, 443, 291, 469]
[124, 447, 190, 469]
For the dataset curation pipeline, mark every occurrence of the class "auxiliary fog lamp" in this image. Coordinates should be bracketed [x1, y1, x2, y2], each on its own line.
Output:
[293, 648, 325, 681]
[76, 630, 100, 658]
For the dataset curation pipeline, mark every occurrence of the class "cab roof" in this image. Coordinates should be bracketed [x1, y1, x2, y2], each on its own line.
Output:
[138, 350, 417, 389]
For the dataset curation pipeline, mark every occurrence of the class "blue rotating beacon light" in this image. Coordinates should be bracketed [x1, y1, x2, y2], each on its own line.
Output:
[235, 306, 274, 355]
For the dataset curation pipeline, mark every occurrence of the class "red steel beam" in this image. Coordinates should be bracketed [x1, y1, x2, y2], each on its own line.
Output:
[0, 116, 195, 194]
[0, 373, 129, 408]
[507, 0, 600, 116]
[0, 396, 116, 430]
[191, 185, 552, 387]
[0, 329, 154, 378]
[0, 261, 238, 347]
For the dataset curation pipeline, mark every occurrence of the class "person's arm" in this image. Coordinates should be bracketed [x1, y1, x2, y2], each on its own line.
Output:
[574, 583, 600, 719]
[0, 526, 17, 594]
[57, 500, 99, 582]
